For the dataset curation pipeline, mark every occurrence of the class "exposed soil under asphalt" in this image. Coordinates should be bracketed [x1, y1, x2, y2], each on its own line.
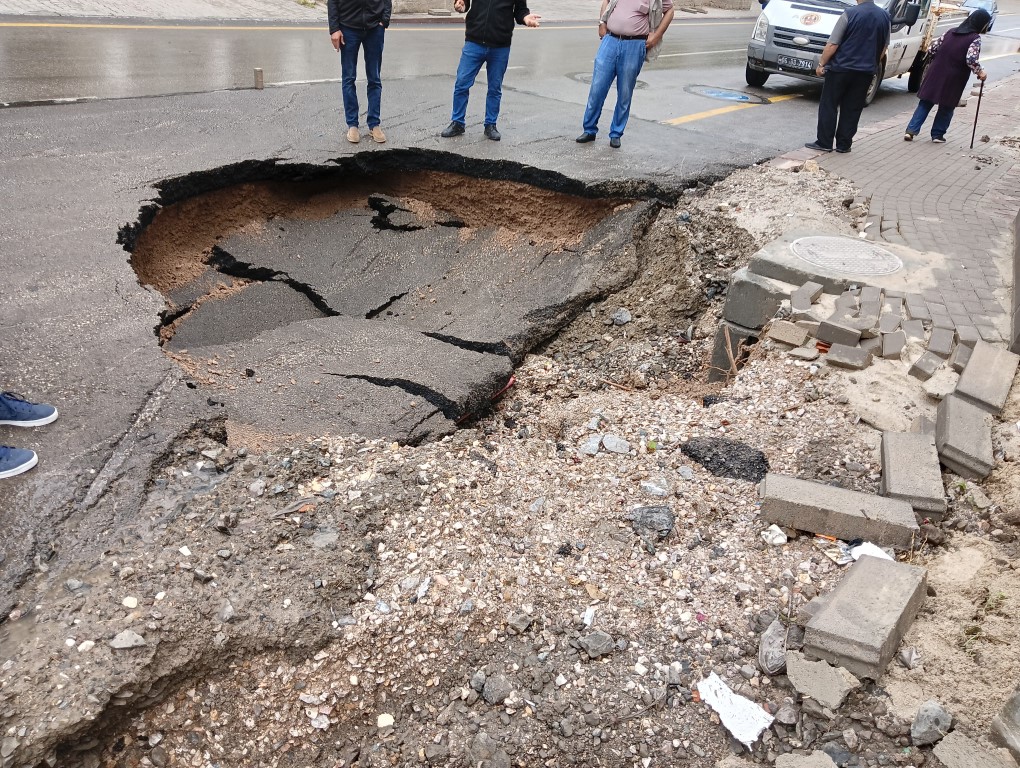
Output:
[5, 160, 1020, 768]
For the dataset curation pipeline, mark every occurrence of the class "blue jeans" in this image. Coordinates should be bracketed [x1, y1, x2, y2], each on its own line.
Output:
[582, 34, 646, 139]
[906, 99, 955, 139]
[340, 24, 385, 129]
[451, 41, 512, 126]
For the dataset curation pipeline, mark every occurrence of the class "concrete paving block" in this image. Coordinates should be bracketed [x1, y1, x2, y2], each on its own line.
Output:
[883, 296, 903, 315]
[860, 336, 882, 356]
[785, 651, 860, 709]
[723, 268, 787, 330]
[927, 327, 955, 358]
[826, 344, 872, 370]
[768, 320, 810, 347]
[760, 474, 920, 550]
[709, 320, 759, 383]
[879, 432, 947, 518]
[956, 325, 981, 348]
[835, 291, 859, 311]
[792, 280, 824, 311]
[935, 394, 994, 480]
[949, 343, 972, 372]
[879, 313, 901, 333]
[909, 351, 943, 381]
[882, 331, 906, 360]
[992, 689, 1020, 763]
[817, 319, 862, 347]
[775, 752, 838, 768]
[860, 286, 882, 304]
[934, 730, 1017, 768]
[956, 340, 1020, 416]
[796, 320, 821, 336]
[789, 346, 820, 361]
[902, 320, 925, 341]
[803, 555, 927, 680]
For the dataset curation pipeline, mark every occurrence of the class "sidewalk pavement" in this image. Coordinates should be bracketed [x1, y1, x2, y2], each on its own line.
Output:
[773, 73, 1020, 345]
[0, 0, 754, 21]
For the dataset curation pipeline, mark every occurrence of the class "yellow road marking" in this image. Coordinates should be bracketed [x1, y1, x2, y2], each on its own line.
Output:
[0, 19, 753, 31]
[663, 92, 799, 125]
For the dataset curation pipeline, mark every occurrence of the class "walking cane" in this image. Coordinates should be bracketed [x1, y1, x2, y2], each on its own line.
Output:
[970, 79, 985, 150]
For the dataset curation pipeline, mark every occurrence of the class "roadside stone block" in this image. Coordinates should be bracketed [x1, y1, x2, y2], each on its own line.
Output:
[760, 474, 920, 550]
[956, 340, 1020, 415]
[935, 394, 994, 480]
[775, 754, 838, 768]
[791, 280, 824, 311]
[927, 327, 955, 358]
[817, 319, 861, 347]
[992, 689, 1020, 763]
[826, 344, 872, 370]
[949, 343, 972, 372]
[803, 555, 927, 680]
[879, 432, 947, 519]
[709, 321, 758, 383]
[723, 268, 787, 330]
[909, 352, 943, 381]
[789, 346, 819, 361]
[882, 331, 906, 360]
[768, 320, 810, 347]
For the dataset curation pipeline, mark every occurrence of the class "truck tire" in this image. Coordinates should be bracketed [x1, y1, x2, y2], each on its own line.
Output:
[745, 63, 769, 87]
[864, 60, 885, 106]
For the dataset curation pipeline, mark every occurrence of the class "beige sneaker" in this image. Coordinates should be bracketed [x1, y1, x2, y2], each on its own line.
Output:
[346, 126, 360, 144]
[370, 126, 387, 144]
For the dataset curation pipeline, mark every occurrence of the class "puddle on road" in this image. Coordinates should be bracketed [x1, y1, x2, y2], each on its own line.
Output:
[119, 153, 656, 443]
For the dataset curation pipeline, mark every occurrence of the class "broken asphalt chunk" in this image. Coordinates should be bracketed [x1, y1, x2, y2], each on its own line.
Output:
[681, 436, 769, 483]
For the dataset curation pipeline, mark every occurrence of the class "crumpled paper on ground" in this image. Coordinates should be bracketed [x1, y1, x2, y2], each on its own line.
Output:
[696, 672, 774, 748]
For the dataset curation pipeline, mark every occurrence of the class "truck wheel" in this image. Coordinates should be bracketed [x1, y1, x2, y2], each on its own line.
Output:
[907, 61, 925, 93]
[864, 61, 885, 106]
[745, 63, 769, 87]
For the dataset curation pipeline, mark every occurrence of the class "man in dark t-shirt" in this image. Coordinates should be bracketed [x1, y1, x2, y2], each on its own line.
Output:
[806, 0, 891, 153]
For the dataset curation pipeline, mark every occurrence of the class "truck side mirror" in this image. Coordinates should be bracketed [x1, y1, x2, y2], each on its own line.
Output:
[898, 2, 921, 26]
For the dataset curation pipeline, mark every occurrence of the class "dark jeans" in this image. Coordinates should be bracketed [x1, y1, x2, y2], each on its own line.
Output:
[816, 69, 873, 151]
[340, 23, 385, 129]
[907, 99, 955, 139]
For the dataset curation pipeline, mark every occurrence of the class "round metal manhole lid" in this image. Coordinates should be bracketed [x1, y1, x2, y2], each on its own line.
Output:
[569, 72, 648, 89]
[684, 85, 768, 104]
[791, 236, 903, 276]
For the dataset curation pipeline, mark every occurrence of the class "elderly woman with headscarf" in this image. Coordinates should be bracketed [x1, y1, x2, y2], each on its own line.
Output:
[904, 8, 990, 143]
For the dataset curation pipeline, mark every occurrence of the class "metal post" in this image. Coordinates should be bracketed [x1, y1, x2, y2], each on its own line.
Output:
[254, 68, 264, 90]
[970, 79, 984, 150]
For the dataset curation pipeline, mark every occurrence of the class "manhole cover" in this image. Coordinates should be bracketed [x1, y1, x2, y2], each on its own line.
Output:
[791, 236, 903, 275]
[685, 85, 767, 104]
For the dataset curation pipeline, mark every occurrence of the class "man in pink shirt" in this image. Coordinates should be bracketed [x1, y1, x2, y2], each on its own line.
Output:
[577, 0, 674, 148]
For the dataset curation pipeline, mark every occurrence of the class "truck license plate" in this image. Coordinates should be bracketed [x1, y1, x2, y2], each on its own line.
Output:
[778, 55, 813, 70]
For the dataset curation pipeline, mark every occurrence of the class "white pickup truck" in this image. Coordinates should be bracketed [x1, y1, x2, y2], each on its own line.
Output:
[745, 0, 964, 104]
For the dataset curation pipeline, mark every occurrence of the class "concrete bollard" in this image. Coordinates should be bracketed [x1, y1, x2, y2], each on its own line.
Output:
[254, 68, 264, 90]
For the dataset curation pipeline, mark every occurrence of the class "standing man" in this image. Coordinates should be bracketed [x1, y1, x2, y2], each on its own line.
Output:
[440, 0, 542, 142]
[805, 0, 890, 154]
[328, 0, 392, 145]
[576, 0, 674, 149]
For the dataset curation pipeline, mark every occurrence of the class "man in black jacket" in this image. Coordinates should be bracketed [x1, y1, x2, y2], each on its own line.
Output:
[328, 0, 392, 145]
[440, 0, 541, 141]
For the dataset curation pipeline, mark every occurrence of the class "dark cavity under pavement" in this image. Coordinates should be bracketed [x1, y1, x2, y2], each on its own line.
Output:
[119, 151, 663, 445]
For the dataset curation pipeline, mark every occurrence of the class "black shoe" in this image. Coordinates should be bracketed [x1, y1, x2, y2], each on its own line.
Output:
[484, 124, 501, 141]
[834, 147, 851, 153]
[804, 141, 833, 152]
[609, 137, 621, 148]
[441, 121, 465, 138]
[575, 132, 596, 143]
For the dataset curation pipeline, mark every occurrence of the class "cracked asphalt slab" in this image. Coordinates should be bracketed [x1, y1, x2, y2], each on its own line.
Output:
[0, 77, 763, 764]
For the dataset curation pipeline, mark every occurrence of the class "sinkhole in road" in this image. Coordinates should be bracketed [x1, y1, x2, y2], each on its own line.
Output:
[119, 152, 661, 444]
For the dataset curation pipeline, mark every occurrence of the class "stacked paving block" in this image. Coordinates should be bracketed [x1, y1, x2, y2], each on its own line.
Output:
[709, 269, 792, 382]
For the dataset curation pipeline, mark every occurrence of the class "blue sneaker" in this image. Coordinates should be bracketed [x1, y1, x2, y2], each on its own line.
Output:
[0, 393, 58, 427]
[0, 446, 38, 479]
